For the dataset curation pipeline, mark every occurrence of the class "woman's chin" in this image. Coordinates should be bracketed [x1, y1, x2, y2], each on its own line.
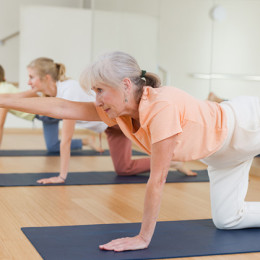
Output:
[106, 111, 117, 119]
[107, 114, 116, 119]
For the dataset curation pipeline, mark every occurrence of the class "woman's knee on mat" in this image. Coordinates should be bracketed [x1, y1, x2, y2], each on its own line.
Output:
[114, 164, 133, 175]
[46, 142, 60, 152]
[212, 208, 246, 230]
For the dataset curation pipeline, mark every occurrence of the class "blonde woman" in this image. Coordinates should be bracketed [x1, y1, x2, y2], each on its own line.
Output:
[0, 59, 106, 184]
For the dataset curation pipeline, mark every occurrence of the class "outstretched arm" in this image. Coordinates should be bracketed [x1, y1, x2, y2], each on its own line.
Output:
[0, 89, 38, 99]
[99, 135, 175, 252]
[0, 97, 101, 121]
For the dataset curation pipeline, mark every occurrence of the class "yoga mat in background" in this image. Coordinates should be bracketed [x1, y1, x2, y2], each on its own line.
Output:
[21, 219, 260, 260]
[0, 149, 146, 157]
[0, 170, 208, 187]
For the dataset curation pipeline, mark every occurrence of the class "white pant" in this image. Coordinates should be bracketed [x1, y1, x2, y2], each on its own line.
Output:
[201, 96, 260, 229]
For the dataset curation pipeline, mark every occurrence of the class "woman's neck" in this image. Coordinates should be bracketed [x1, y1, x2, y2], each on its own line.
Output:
[45, 81, 57, 97]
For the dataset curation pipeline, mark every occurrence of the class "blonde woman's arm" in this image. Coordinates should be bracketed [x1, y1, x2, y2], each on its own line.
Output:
[37, 119, 76, 184]
[0, 97, 101, 121]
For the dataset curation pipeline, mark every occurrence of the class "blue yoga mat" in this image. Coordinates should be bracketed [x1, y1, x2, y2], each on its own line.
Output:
[0, 149, 146, 157]
[22, 219, 260, 260]
[0, 170, 208, 186]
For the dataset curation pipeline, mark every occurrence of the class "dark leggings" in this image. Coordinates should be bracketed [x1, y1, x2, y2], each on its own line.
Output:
[36, 115, 82, 152]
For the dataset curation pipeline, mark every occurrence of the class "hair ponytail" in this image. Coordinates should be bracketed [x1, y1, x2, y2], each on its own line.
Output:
[55, 63, 68, 81]
[137, 71, 161, 89]
[28, 58, 69, 82]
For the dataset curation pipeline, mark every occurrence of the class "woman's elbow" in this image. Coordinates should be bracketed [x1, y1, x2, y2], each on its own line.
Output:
[60, 139, 72, 149]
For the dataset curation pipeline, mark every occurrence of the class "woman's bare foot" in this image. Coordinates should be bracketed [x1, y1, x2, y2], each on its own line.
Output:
[170, 161, 197, 176]
[207, 92, 224, 103]
[82, 136, 104, 153]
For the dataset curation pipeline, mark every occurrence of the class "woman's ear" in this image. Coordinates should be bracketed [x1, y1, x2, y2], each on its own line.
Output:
[45, 74, 52, 82]
[122, 78, 132, 91]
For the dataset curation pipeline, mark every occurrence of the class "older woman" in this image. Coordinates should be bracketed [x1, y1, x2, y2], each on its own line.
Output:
[1, 51, 260, 252]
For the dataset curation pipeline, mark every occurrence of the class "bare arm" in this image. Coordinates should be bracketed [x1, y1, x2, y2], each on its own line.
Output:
[0, 97, 101, 121]
[0, 108, 8, 147]
[0, 89, 38, 98]
[99, 135, 175, 251]
[59, 120, 76, 180]
[37, 119, 76, 184]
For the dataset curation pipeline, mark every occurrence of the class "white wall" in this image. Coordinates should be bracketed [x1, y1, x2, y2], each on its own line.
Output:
[0, 0, 88, 83]
[158, 0, 215, 99]
[158, 0, 260, 100]
[19, 6, 92, 90]
[210, 0, 260, 99]
[92, 11, 158, 73]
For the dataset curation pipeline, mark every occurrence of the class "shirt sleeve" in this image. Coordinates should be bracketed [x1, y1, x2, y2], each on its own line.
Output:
[148, 102, 183, 144]
[95, 106, 117, 127]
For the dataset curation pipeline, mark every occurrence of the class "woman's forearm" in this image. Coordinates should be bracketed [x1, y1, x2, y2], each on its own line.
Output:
[0, 97, 101, 121]
[139, 178, 165, 244]
[59, 141, 71, 180]
[139, 136, 175, 244]
[59, 120, 76, 180]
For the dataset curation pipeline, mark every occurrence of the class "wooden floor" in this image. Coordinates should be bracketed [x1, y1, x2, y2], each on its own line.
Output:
[1, 129, 260, 260]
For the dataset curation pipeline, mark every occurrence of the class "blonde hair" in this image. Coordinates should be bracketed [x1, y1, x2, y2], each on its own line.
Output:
[80, 51, 161, 101]
[27, 57, 68, 82]
[0, 65, 5, 82]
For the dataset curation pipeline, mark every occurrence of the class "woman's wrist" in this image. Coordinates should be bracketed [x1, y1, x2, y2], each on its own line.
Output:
[59, 175, 66, 181]
[138, 233, 151, 247]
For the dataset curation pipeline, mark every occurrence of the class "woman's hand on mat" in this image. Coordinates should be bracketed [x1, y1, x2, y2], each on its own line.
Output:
[37, 176, 65, 184]
[99, 235, 149, 252]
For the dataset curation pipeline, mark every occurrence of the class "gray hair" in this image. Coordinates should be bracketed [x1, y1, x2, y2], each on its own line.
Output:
[80, 51, 161, 100]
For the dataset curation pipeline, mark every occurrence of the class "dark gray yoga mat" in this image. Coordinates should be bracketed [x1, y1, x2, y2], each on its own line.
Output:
[0, 170, 208, 186]
[0, 149, 146, 157]
[21, 219, 260, 260]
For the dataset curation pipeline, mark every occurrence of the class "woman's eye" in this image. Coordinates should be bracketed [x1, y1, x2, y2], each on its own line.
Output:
[97, 88, 102, 93]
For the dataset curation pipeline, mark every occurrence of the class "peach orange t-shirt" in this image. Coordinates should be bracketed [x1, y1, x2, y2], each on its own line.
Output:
[96, 86, 228, 161]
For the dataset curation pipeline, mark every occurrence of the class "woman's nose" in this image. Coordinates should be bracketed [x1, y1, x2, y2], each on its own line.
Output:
[95, 96, 103, 106]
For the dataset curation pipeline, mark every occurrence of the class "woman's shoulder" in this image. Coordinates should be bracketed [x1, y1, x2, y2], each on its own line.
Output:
[58, 79, 79, 87]
[0, 82, 18, 93]
[142, 86, 189, 103]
